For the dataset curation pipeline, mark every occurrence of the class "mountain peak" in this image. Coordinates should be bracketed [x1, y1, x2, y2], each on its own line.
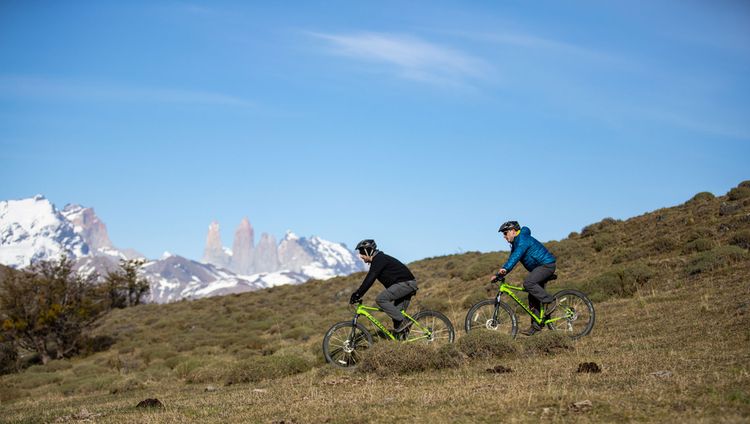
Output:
[283, 230, 299, 241]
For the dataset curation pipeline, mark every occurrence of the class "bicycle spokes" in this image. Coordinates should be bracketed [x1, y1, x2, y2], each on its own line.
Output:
[545, 290, 595, 339]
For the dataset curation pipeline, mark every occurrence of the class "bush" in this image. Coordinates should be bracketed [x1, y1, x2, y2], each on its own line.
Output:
[462, 254, 503, 281]
[592, 233, 618, 252]
[730, 230, 750, 250]
[648, 237, 677, 254]
[582, 264, 655, 302]
[184, 359, 234, 384]
[682, 238, 715, 254]
[581, 218, 619, 238]
[78, 335, 116, 355]
[686, 228, 716, 242]
[358, 342, 463, 376]
[520, 331, 573, 355]
[686, 246, 748, 275]
[226, 354, 312, 384]
[0, 341, 18, 375]
[727, 186, 750, 201]
[174, 358, 208, 379]
[462, 287, 490, 309]
[687, 192, 715, 204]
[109, 377, 145, 394]
[456, 330, 518, 359]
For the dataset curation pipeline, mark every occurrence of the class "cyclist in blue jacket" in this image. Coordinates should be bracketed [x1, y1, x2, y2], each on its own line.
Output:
[495, 221, 557, 336]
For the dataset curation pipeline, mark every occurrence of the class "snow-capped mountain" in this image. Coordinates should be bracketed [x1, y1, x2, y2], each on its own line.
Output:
[279, 231, 364, 279]
[0, 195, 89, 267]
[0, 195, 365, 303]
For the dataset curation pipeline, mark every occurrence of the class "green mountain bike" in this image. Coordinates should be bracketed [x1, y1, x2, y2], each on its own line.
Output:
[465, 274, 595, 339]
[323, 300, 455, 368]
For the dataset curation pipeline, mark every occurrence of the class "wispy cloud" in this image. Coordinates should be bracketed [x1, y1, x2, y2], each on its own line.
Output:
[308, 32, 491, 88]
[450, 29, 640, 71]
[0, 76, 255, 108]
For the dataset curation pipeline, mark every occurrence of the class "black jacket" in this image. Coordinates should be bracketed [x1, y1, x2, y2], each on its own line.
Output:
[353, 252, 416, 298]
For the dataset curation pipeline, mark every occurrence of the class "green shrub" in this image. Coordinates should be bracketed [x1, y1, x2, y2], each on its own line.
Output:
[27, 360, 72, 373]
[0, 342, 17, 375]
[462, 254, 503, 281]
[682, 238, 715, 254]
[174, 358, 209, 379]
[77, 335, 116, 355]
[739, 181, 750, 189]
[730, 230, 750, 250]
[687, 192, 715, 204]
[592, 233, 618, 252]
[686, 228, 716, 243]
[109, 377, 145, 394]
[358, 342, 463, 376]
[462, 287, 490, 309]
[58, 373, 119, 395]
[728, 186, 750, 201]
[72, 363, 108, 377]
[582, 264, 655, 302]
[611, 249, 641, 264]
[686, 246, 748, 275]
[456, 330, 518, 359]
[226, 354, 311, 384]
[184, 359, 234, 384]
[418, 296, 451, 313]
[581, 218, 619, 238]
[649, 237, 677, 254]
[520, 331, 573, 355]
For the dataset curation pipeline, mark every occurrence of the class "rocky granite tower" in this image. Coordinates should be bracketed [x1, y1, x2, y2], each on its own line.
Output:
[253, 232, 280, 273]
[202, 221, 230, 269]
[231, 217, 255, 274]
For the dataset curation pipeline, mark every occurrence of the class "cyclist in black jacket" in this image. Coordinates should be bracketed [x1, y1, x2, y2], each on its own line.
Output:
[350, 239, 418, 334]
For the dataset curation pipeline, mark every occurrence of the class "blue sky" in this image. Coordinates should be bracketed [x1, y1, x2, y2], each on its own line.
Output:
[1, 1, 749, 263]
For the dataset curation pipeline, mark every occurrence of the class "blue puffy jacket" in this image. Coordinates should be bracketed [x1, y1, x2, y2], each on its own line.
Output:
[501, 227, 556, 273]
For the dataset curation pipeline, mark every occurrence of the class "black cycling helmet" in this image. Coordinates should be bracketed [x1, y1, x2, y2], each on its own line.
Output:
[498, 220, 520, 233]
[355, 239, 378, 256]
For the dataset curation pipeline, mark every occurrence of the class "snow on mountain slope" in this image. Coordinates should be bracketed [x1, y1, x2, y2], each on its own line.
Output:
[0, 195, 88, 268]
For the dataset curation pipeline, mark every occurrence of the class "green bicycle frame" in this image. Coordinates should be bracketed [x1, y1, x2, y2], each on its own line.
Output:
[352, 304, 432, 343]
[496, 280, 566, 326]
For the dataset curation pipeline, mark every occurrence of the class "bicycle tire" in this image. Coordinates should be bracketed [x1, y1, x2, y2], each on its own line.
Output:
[407, 310, 455, 345]
[464, 299, 518, 337]
[322, 321, 373, 368]
[545, 289, 595, 339]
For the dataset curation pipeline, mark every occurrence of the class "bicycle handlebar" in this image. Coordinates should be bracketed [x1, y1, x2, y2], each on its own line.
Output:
[491, 274, 506, 284]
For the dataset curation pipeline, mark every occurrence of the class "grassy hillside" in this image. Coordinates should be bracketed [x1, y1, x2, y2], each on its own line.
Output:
[1, 181, 749, 423]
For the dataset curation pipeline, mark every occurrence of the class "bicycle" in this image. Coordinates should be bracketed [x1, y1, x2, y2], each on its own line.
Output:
[464, 274, 595, 339]
[322, 300, 455, 368]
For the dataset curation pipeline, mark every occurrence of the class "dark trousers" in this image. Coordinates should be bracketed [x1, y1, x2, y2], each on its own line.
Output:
[376, 280, 418, 327]
[523, 263, 556, 327]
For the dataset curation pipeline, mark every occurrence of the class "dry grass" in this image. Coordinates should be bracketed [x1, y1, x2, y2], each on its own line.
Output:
[1, 182, 749, 422]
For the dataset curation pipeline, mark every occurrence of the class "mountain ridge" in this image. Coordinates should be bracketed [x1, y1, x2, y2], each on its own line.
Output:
[0, 195, 365, 302]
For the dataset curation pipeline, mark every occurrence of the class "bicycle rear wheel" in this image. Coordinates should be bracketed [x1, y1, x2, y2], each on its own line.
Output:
[406, 310, 455, 345]
[322, 321, 373, 368]
[464, 299, 518, 337]
[545, 289, 595, 339]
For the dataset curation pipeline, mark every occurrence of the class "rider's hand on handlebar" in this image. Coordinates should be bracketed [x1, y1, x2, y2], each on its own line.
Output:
[349, 292, 361, 305]
[490, 269, 507, 283]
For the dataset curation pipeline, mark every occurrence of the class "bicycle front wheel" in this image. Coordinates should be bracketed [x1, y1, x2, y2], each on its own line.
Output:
[464, 299, 518, 337]
[406, 310, 455, 345]
[546, 289, 595, 339]
[322, 321, 373, 368]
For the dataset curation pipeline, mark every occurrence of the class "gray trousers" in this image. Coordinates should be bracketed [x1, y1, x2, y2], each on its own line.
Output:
[376, 280, 418, 326]
[523, 263, 556, 326]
